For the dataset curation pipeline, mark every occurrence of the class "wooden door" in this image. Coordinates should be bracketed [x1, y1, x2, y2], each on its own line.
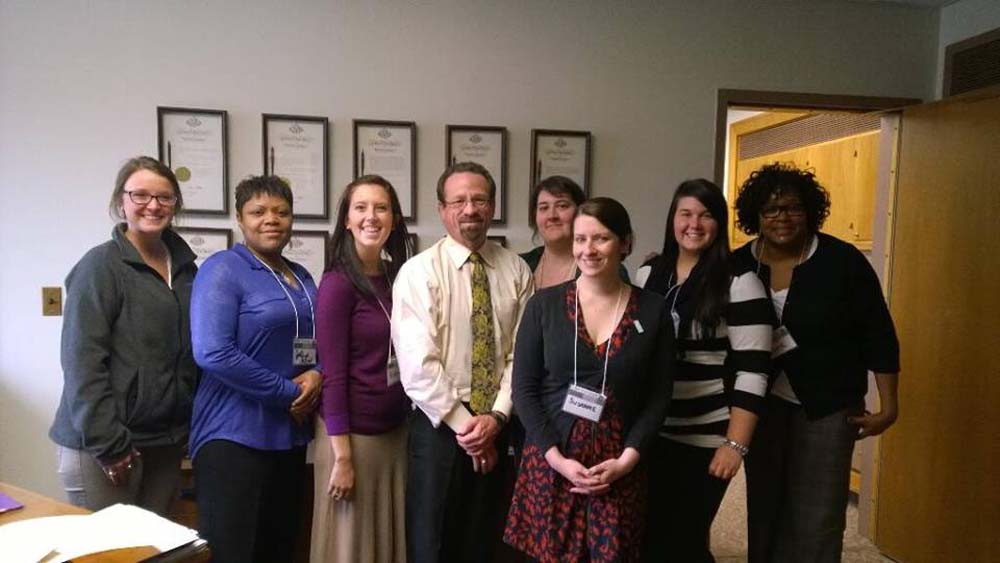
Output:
[875, 90, 1000, 561]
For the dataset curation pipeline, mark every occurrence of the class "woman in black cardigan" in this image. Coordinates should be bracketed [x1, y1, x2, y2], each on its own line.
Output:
[503, 197, 675, 563]
[733, 163, 900, 563]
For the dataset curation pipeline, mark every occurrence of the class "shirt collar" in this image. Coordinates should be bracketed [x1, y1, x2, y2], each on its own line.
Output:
[442, 235, 497, 270]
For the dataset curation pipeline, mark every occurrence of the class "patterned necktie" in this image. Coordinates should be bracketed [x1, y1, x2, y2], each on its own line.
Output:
[468, 251, 498, 414]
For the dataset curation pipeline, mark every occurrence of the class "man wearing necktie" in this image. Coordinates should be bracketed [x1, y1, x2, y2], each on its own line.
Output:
[392, 162, 534, 562]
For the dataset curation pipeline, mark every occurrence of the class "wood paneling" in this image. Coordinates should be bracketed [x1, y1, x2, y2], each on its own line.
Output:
[875, 94, 1000, 562]
[728, 129, 879, 250]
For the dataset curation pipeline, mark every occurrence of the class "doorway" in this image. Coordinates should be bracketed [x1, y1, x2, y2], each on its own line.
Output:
[710, 89, 919, 558]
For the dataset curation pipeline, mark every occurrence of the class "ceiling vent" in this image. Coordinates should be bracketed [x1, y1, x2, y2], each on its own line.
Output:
[944, 27, 1000, 97]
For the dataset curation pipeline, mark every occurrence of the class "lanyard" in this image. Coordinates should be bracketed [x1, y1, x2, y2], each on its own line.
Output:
[371, 277, 395, 359]
[572, 280, 625, 396]
[251, 252, 315, 339]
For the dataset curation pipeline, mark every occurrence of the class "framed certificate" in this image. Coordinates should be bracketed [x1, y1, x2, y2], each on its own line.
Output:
[284, 230, 329, 283]
[353, 120, 417, 221]
[446, 125, 508, 224]
[157, 107, 229, 215]
[530, 129, 592, 197]
[487, 235, 508, 248]
[263, 114, 330, 220]
[174, 227, 232, 267]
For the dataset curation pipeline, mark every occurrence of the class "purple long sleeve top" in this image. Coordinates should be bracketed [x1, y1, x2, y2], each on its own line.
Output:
[316, 269, 408, 436]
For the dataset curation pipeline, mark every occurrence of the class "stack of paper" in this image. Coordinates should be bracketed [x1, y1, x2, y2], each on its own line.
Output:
[0, 503, 200, 563]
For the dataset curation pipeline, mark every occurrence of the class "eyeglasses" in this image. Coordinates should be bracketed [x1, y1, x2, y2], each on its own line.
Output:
[443, 197, 491, 210]
[125, 191, 178, 207]
[760, 203, 806, 219]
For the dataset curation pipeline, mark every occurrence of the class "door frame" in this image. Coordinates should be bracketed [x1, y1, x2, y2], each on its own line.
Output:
[713, 89, 920, 186]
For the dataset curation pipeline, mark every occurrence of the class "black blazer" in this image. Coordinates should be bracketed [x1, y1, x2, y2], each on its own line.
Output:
[512, 282, 675, 456]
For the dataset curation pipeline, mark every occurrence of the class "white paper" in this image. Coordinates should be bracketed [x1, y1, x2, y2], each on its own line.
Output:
[267, 119, 326, 217]
[283, 231, 327, 283]
[0, 504, 199, 563]
[535, 134, 588, 190]
[356, 125, 413, 218]
[450, 129, 504, 221]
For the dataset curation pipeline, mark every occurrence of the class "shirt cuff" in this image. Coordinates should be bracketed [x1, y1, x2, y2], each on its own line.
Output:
[491, 393, 513, 418]
[443, 402, 473, 433]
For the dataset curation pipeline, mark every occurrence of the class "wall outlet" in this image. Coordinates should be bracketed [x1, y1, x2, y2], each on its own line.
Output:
[42, 287, 62, 316]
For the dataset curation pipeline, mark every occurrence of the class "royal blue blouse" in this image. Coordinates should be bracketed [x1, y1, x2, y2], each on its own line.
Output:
[189, 243, 319, 458]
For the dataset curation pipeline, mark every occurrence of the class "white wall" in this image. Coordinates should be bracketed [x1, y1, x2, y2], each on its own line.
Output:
[936, 0, 1000, 97]
[0, 0, 938, 497]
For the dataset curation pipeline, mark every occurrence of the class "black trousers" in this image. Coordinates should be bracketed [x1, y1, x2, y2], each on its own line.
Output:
[406, 408, 511, 563]
[194, 439, 306, 563]
[644, 437, 731, 563]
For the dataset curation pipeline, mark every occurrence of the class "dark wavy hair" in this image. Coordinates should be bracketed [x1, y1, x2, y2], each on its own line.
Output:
[235, 175, 293, 215]
[734, 162, 830, 235]
[109, 156, 183, 219]
[528, 175, 586, 233]
[327, 175, 412, 298]
[576, 197, 633, 259]
[661, 179, 730, 337]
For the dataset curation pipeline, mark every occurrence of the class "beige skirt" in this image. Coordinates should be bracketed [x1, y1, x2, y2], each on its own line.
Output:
[310, 418, 408, 563]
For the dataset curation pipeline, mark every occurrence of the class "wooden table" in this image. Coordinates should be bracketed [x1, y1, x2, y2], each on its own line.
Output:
[0, 482, 209, 562]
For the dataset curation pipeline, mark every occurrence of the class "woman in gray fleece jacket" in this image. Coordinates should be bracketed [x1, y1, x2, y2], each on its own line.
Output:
[49, 156, 198, 515]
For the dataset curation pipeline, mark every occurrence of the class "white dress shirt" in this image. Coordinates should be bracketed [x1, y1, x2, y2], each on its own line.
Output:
[391, 236, 534, 432]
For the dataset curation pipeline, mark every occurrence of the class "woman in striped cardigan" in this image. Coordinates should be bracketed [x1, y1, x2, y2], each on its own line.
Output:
[637, 179, 774, 562]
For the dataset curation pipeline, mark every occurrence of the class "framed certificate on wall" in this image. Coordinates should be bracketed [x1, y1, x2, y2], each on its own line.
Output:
[174, 227, 232, 266]
[157, 107, 229, 215]
[263, 114, 329, 219]
[446, 125, 508, 224]
[530, 129, 592, 197]
[284, 230, 329, 283]
[353, 120, 417, 221]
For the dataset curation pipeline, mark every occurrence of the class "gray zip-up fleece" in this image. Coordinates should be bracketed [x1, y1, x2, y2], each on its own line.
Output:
[49, 224, 199, 462]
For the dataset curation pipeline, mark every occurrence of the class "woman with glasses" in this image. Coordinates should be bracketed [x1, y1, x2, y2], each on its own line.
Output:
[732, 163, 900, 562]
[638, 179, 773, 562]
[50, 156, 198, 515]
[504, 197, 674, 562]
[190, 175, 322, 563]
[309, 176, 412, 563]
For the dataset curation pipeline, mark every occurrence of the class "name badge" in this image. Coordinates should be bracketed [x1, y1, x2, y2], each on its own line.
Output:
[561, 384, 606, 422]
[772, 326, 798, 358]
[386, 354, 401, 387]
[293, 338, 317, 366]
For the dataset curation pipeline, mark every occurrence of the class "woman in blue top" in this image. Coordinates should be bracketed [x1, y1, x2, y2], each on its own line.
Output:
[190, 175, 322, 563]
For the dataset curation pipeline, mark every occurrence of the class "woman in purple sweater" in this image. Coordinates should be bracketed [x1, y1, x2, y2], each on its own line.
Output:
[310, 175, 413, 563]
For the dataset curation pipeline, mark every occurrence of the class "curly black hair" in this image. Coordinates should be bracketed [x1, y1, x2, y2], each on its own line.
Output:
[734, 162, 831, 235]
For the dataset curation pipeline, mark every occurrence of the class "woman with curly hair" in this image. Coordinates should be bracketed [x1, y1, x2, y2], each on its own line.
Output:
[732, 163, 900, 563]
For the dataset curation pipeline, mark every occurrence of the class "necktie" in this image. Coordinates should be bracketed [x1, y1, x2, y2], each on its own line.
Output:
[468, 252, 498, 414]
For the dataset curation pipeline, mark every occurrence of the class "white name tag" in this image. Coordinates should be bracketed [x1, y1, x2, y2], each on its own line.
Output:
[561, 384, 606, 422]
[292, 338, 317, 366]
[772, 326, 798, 357]
[386, 354, 401, 387]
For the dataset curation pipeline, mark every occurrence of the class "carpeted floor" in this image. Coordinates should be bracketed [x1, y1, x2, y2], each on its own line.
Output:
[710, 469, 894, 562]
